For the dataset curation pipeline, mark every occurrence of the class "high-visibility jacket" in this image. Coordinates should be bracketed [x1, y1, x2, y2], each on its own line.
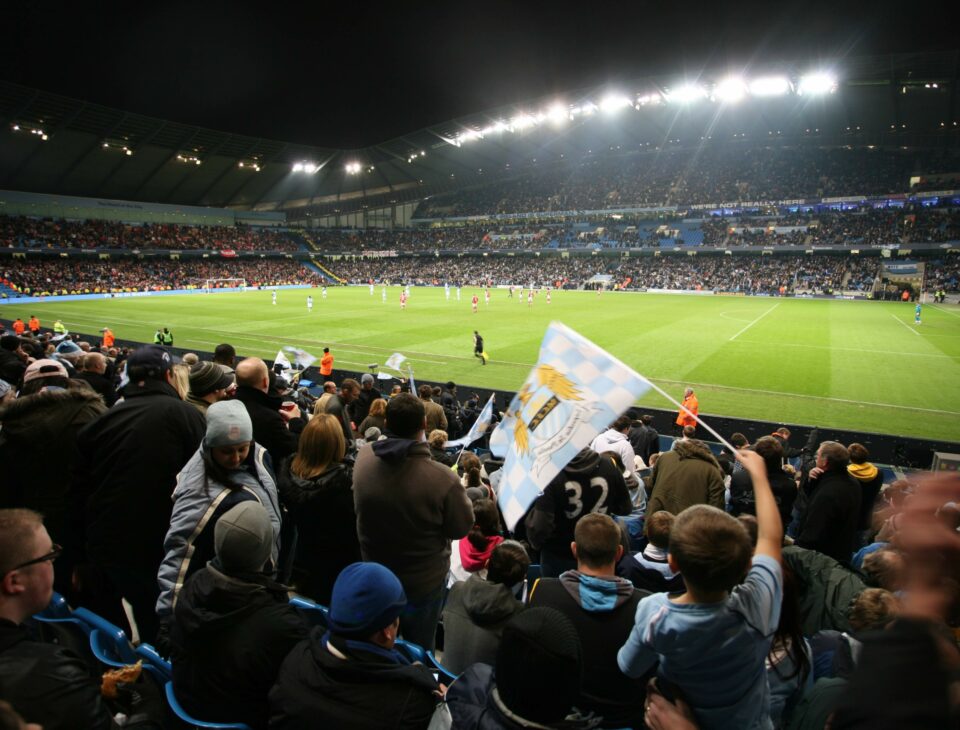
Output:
[675, 394, 699, 428]
[320, 353, 334, 376]
[12, 319, 24, 335]
[28, 317, 40, 332]
[102, 329, 115, 347]
[53, 320, 67, 335]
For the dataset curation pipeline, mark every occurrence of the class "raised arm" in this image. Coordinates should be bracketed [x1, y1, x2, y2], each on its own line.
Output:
[737, 449, 782, 562]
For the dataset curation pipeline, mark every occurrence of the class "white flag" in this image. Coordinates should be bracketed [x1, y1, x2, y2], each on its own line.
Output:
[384, 352, 407, 372]
[445, 394, 496, 448]
[282, 345, 317, 369]
[490, 322, 652, 530]
[274, 349, 293, 372]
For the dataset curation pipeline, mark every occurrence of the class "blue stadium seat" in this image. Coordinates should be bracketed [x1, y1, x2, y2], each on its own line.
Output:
[289, 595, 330, 627]
[426, 650, 458, 685]
[72, 607, 138, 667]
[395, 638, 427, 664]
[164, 682, 252, 730]
[526, 563, 542, 586]
[136, 643, 173, 683]
[35, 591, 71, 619]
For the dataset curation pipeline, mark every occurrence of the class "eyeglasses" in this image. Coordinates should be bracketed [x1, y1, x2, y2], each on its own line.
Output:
[8, 544, 62, 572]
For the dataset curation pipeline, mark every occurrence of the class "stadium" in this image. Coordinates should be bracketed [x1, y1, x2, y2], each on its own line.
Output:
[1, 6, 959, 729]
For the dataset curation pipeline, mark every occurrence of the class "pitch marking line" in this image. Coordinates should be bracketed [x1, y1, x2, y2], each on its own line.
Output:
[931, 304, 960, 319]
[719, 311, 755, 324]
[890, 314, 920, 336]
[729, 303, 780, 341]
[30, 313, 959, 417]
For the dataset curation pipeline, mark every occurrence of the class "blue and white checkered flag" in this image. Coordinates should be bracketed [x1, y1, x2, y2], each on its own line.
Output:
[445, 394, 495, 448]
[490, 322, 652, 530]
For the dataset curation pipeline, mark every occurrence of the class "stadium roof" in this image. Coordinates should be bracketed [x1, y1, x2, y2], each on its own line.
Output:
[1, 51, 958, 218]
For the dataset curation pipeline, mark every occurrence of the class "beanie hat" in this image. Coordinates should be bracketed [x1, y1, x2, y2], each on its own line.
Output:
[328, 562, 406, 638]
[496, 607, 582, 722]
[361, 373, 374, 386]
[0, 335, 21, 352]
[189, 361, 234, 397]
[55, 340, 82, 357]
[23, 358, 69, 383]
[204, 399, 253, 448]
[214, 502, 273, 574]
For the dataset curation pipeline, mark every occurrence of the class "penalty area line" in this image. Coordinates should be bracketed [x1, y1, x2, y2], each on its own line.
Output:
[728, 303, 780, 341]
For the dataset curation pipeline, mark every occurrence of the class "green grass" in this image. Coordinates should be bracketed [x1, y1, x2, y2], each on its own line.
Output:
[5, 287, 960, 441]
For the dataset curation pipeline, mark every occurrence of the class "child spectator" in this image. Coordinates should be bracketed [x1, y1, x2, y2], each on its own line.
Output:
[617, 510, 685, 594]
[618, 450, 783, 729]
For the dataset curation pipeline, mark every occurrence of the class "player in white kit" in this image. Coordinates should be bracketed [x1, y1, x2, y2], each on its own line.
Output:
[307, 295, 313, 312]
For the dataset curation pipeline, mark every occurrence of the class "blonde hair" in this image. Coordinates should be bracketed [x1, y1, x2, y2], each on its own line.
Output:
[428, 429, 448, 449]
[291, 413, 345, 480]
[170, 363, 190, 400]
[368, 398, 387, 418]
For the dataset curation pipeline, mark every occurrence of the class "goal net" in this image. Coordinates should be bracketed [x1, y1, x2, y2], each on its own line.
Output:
[202, 278, 247, 293]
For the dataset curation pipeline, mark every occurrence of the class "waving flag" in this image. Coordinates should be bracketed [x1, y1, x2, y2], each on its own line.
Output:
[274, 349, 293, 372]
[445, 394, 496, 448]
[384, 352, 407, 372]
[490, 322, 652, 530]
[282, 345, 317, 369]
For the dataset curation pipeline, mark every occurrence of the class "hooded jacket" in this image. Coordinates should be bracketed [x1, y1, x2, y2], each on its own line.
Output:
[276, 456, 361, 604]
[847, 462, 884, 531]
[235, 385, 304, 466]
[0, 618, 115, 730]
[442, 573, 525, 675]
[156, 442, 281, 617]
[171, 565, 308, 729]
[528, 572, 649, 727]
[353, 437, 474, 599]
[646, 439, 725, 515]
[524, 448, 631, 562]
[460, 534, 505, 572]
[268, 627, 439, 729]
[0, 385, 106, 554]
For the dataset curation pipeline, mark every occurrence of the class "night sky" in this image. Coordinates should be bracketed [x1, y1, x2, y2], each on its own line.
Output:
[4, 1, 955, 148]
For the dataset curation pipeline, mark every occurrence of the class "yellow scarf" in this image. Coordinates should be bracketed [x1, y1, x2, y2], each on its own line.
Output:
[848, 462, 878, 482]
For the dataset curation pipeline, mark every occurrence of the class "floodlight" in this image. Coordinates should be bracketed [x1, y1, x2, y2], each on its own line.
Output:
[667, 84, 706, 103]
[749, 76, 791, 97]
[636, 93, 662, 106]
[344, 162, 361, 174]
[600, 94, 632, 113]
[292, 163, 304, 172]
[714, 77, 747, 102]
[547, 103, 568, 123]
[581, 102, 597, 116]
[510, 114, 537, 130]
[798, 73, 837, 96]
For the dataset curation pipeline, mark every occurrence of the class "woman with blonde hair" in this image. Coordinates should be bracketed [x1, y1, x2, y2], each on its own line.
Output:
[276, 413, 360, 603]
[358, 396, 387, 435]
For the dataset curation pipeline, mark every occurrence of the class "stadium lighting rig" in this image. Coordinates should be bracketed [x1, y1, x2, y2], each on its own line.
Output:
[442, 70, 838, 148]
[102, 139, 134, 156]
[237, 160, 262, 172]
[10, 123, 48, 140]
[292, 161, 321, 174]
[176, 153, 202, 166]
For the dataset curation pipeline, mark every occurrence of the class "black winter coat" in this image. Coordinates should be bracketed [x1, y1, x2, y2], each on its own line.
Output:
[0, 348, 27, 386]
[797, 469, 863, 564]
[269, 628, 439, 730]
[276, 457, 361, 604]
[730, 463, 798, 528]
[68, 379, 205, 574]
[235, 386, 304, 466]
[171, 565, 308, 729]
[0, 619, 114, 730]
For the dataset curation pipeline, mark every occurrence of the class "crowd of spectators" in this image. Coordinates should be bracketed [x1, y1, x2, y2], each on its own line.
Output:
[0, 258, 324, 296]
[0, 216, 302, 251]
[1, 324, 958, 728]
[415, 146, 959, 217]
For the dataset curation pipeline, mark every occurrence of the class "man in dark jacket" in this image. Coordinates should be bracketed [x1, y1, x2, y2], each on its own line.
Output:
[0, 380, 106, 598]
[0, 335, 27, 386]
[0, 509, 115, 730]
[69, 345, 205, 642]
[529, 513, 650, 727]
[645, 439, 725, 516]
[525, 447, 632, 578]
[730, 436, 798, 528]
[627, 413, 660, 466]
[171, 502, 308, 728]
[235, 357, 305, 466]
[796, 441, 863, 564]
[75, 352, 117, 407]
[269, 562, 439, 729]
[324, 378, 360, 444]
[349, 373, 383, 426]
[353, 393, 474, 650]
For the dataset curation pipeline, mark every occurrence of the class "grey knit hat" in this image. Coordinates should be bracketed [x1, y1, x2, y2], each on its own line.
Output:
[214, 502, 273, 574]
[204, 399, 253, 448]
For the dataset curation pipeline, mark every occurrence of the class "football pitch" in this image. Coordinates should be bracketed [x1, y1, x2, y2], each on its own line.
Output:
[5, 287, 960, 441]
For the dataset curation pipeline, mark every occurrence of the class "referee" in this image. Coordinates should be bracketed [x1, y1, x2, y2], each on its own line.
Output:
[473, 330, 487, 365]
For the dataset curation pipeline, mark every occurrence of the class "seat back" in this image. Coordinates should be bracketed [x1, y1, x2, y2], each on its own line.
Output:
[163, 682, 252, 730]
[72, 607, 138, 667]
[289, 596, 330, 628]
